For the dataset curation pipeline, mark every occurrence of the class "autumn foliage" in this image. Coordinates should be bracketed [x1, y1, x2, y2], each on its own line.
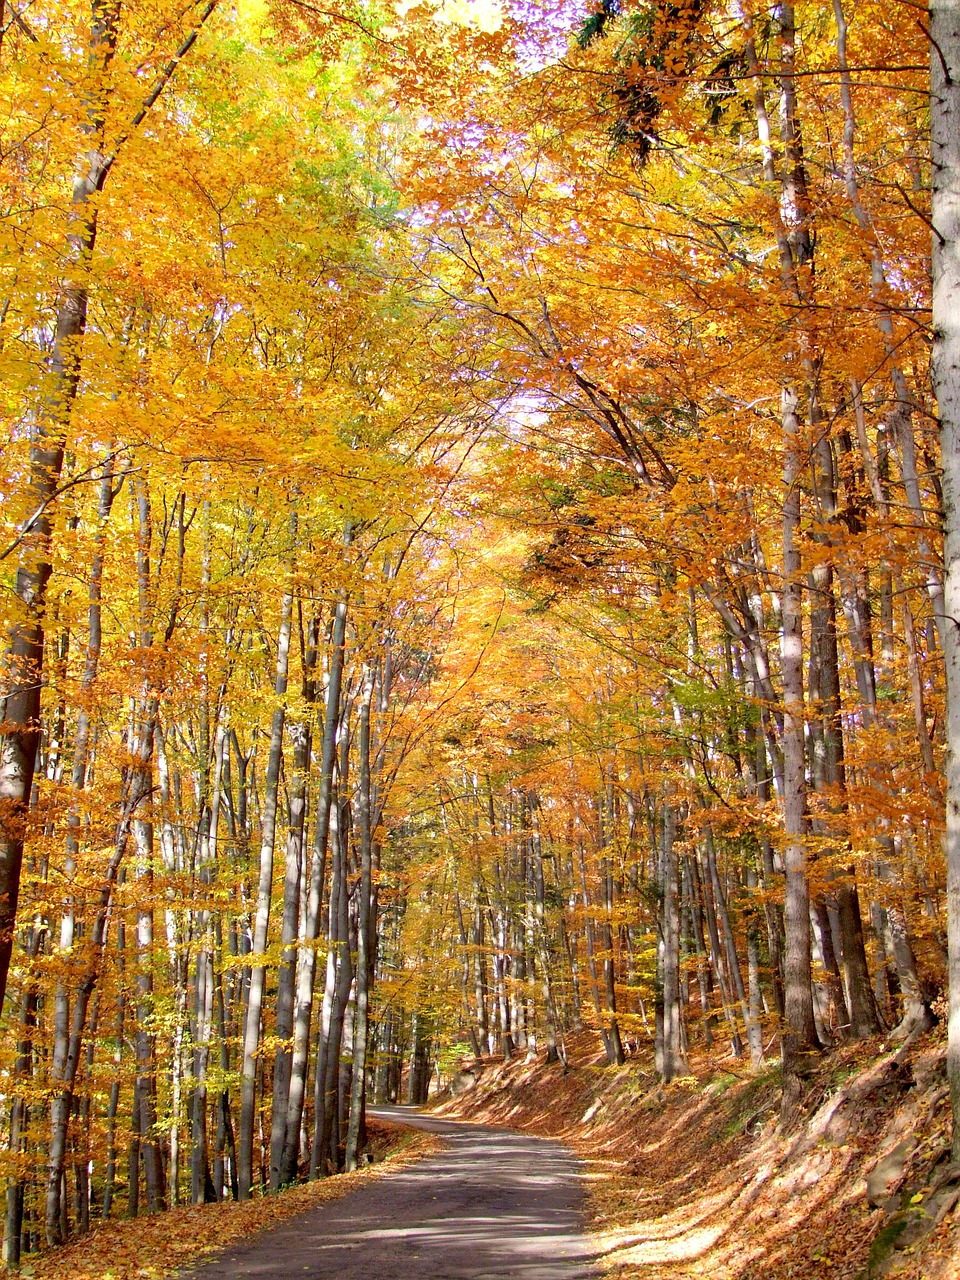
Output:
[0, 0, 954, 1269]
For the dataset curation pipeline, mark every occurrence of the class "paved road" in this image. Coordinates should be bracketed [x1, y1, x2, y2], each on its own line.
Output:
[184, 1106, 600, 1279]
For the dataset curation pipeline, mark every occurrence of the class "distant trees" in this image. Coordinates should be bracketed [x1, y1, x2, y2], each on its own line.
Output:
[397, 0, 947, 1110]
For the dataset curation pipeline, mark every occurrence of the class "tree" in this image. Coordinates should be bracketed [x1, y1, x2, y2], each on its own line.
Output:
[931, 0, 960, 1162]
[0, 0, 221, 1019]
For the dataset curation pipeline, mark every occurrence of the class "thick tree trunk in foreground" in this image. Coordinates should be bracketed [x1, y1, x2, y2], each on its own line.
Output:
[0, 0, 219, 1021]
[930, 0, 960, 1161]
[0, 0, 119, 1020]
[780, 385, 820, 1100]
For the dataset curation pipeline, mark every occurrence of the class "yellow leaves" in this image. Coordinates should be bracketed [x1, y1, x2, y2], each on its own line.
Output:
[433, 0, 503, 33]
[236, 0, 271, 29]
[395, 0, 503, 32]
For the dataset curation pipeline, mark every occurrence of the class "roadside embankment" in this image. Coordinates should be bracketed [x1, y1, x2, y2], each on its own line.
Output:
[436, 1032, 960, 1279]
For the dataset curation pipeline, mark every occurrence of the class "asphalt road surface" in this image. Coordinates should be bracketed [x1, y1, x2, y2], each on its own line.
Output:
[183, 1107, 600, 1280]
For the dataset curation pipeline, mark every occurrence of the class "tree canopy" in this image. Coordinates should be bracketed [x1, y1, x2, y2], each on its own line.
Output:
[0, 0, 957, 1265]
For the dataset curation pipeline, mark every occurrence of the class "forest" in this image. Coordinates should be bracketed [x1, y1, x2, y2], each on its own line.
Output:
[1, 0, 960, 1271]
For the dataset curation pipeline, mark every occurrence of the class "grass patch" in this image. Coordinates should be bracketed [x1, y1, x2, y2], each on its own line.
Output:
[719, 1064, 783, 1140]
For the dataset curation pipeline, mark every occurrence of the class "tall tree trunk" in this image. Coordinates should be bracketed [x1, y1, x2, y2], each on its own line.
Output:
[4, 926, 43, 1265]
[311, 761, 354, 1178]
[129, 483, 167, 1215]
[345, 666, 376, 1171]
[530, 797, 560, 1064]
[102, 906, 127, 1220]
[656, 805, 686, 1082]
[705, 828, 763, 1066]
[237, 535, 295, 1200]
[133, 799, 165, 1213]
[0, 2, 120, 1014]
[780, 384, 821, 1089]
[0, 0, 219, 1019]
[280, 581, 349, 1187]
[45, 459, 119, 1238]
[269, 699, 312, 1190]
[44, 701, 159, 1244]
[928, 5, 960, 1158]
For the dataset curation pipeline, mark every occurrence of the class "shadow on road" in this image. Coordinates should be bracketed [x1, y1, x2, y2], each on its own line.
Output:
[184, 1106, 600, 1280]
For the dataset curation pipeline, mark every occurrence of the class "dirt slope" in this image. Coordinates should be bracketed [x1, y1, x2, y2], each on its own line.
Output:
[435, 1032, 960, 1280]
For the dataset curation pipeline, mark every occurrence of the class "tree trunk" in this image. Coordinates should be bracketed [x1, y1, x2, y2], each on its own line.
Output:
[133, 799, 166, 1214]
[780, 384, 821, 1093]
[280, 581, 349, 1187]
[311, 768, 354, 1178]
[0, 0, 219, 1020]
[238, 531, 295, 1200]
[4, 926, 43, 1265]
[45, 701, 158, 1244]
[656, 805, 686, 1081]
[345, 666, 376, 1171]
[0, 2, 121, 1015]
[269, 706, 312, 1191]
[930, 0, 960, 1157]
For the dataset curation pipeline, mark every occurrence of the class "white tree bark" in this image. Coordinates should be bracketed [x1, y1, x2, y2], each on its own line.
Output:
[930, 0, 960, 1161]
[237, 537, 295, 1199]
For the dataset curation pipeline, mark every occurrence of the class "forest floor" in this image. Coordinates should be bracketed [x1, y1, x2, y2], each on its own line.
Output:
[22, 1120, 441, 1280]
[22, 1032, 960, 1280]
[434, 1029, 960, 1280]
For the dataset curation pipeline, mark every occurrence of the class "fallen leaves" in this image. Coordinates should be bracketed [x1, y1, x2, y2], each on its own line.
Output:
[437, 1033, 960, 1280]
[20, 1123, 442, 1280]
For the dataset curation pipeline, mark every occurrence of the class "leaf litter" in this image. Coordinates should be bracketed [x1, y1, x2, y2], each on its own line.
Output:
[436, 1030, 960, 1280]
[21, 1120, 441, 1280]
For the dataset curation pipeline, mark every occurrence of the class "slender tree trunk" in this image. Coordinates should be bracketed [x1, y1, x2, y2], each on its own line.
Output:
[598, 782, 625, 1065]
[530, 798, 560, 1064]
[697, 849, 744, 1056]
[133, 799, 165, 1213]
[706, 829, 763, 1066]
[808, 418, 882, 1040]
[238, 542, 295, 1200]
[102, 910, 126, 1220]
[269, 707, 311, 1191]
[345, 666, 376, 1171]
[45, 702, 159, 1244]
[4, 926, 43, 1265]
[190, 728, 224, 1205]
[656, 805, 686, 1081]
[280, 582, 349, 1186]
[744, 1, 821, 1101]
[129, 484, 167, 1215]
[311, 770, 354, 1178]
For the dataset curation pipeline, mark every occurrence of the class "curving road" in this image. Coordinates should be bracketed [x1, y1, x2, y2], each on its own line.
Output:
[184, 1107, 600, 1280]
